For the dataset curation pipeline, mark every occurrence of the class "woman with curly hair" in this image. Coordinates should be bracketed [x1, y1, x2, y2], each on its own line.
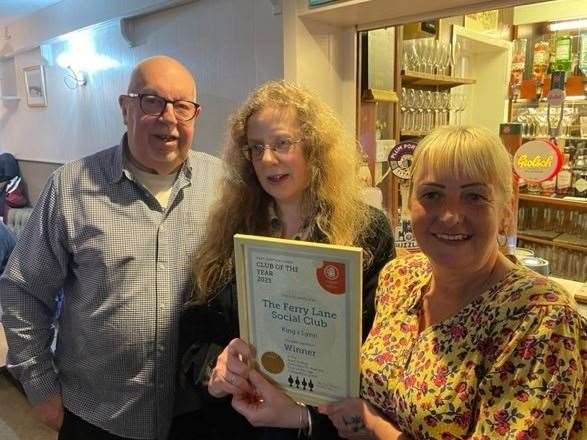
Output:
[173, 80, 395, 439]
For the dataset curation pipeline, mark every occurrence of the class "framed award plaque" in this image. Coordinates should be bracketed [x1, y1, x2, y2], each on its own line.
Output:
[234, 234, 362, 406]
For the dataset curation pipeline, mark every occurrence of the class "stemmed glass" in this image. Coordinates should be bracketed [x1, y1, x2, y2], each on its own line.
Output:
[435, 42, 449, 76]
[403, 40, 418, 72]
[423, 91, 433, 132]
[450, 92, 467, 125]
[411, 39, 424, 72]
[430, 38, 442, 75]
[400, 88, 408, 131]
[432, 91, 443, 128]
[441, 92, 450, 126]
[452, 40, 462, 77]
[423, 39, 435, 74]
[415, 90, 426, 134]
[406, 89, 416, 132]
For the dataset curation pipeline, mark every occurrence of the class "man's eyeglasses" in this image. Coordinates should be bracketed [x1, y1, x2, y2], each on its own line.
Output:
[126, 93, 200, 122]
[241, 138, 302, 161]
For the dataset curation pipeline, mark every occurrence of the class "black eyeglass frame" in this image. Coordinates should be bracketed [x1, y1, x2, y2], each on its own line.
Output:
[126, 93, 200, 122]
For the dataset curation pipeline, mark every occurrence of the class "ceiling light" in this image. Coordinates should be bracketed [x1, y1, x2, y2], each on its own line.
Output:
[549, 19, 587, 31]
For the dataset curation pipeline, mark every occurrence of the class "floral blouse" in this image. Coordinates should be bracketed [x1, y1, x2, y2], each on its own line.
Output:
[361, 253, 587, 439]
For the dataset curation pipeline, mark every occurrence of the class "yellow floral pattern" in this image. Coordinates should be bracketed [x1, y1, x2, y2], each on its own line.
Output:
[361, 253, 587, 439]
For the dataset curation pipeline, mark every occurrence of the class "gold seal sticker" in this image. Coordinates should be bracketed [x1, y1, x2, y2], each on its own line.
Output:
[261, 351, 285, 374]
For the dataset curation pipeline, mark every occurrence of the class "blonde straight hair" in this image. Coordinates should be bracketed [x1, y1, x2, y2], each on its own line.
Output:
[409, 125, 513, 207]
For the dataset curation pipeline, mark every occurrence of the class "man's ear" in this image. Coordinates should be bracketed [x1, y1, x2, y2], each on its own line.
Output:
[119, 95, 129, 125]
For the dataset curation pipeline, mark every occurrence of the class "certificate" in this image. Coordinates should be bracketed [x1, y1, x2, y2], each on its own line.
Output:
[234, 234, 362, 406]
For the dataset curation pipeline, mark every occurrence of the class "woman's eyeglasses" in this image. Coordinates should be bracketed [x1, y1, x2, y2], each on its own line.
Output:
[241, 138, 302, 161]
[126, 93, 200, 122]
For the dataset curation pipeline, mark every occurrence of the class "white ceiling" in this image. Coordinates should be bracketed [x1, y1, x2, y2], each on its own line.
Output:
[0, 0, 63, 27]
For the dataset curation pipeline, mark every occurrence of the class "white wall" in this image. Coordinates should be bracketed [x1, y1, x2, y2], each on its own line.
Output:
[283, 1, 357, 134]
[0, 0, 283, 163]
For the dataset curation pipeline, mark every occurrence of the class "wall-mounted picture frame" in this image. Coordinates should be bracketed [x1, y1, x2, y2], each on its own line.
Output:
[23, 65, 47, 107]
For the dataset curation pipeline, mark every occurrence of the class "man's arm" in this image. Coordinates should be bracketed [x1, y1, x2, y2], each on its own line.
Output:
[0, 174, 69, 408]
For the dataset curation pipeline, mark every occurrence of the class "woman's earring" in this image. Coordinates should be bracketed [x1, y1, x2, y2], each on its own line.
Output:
[497, 233, 507, 247]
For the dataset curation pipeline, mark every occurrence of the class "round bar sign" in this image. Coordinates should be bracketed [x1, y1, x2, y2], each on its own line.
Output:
[513, 140, 562, 183]
[388, 141, 417, 180]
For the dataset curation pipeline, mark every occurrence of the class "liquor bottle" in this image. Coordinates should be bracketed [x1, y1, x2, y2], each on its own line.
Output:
[540, 174, 556, 196]
[555, 153, 573, 195]
[572, 147, 587, 197]
[554, 32, 572, 72]
[564, 140, 577, 166]
[532, 39, 550, 83]
[579, 31, 587, 76]
[510, 39, 527, 99]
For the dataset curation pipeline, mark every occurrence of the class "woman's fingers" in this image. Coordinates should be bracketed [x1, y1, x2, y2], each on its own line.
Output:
[208, 338, 253, 397]
[232, 369, 301, 428]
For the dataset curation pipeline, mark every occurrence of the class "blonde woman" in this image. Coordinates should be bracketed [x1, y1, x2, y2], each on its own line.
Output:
[174, 81, 394, 440]
[225, 126, 586, 439]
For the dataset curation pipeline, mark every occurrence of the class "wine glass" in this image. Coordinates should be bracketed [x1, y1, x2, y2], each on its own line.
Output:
[452, 40, 462, 77]
[400, 87, 408, 131]
[403, 40, 417, 72]
[441, 92, 450, 126]
[405, 88, 416, 133]
[438, 42, 451, 76]
[432, 91, 443, 128]
[415, 90, 426, 134]
[424, 91, 434, 132]
[423, 39, 435, 74]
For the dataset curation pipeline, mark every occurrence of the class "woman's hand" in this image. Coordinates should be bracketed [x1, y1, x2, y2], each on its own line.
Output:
[208, 338, 253, 398]
[232, 369, 303, 429]
[319, 398, 399, 440]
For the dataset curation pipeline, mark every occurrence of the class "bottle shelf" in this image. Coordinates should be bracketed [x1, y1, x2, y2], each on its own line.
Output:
[522, 136, 586, 142]
[518, 193, 587, 210]
[400, 130, 428, 137]
[518, 233, 587, 253]
[401, 70, 476, 88]
[512, 97, 587, 105]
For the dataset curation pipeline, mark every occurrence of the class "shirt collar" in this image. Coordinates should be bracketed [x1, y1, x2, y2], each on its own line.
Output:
[108, 133, 127, 184]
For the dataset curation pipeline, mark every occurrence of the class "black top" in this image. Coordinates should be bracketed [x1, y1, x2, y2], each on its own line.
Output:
[176, 206, 395, 439]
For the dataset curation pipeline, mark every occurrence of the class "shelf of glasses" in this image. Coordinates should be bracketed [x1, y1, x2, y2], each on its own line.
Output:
[519, 193, 587, 210]
[401, 70, 476, 88]
[518, 233, 587, 253]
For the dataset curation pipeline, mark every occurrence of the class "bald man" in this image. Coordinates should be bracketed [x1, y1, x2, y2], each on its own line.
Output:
[0, 56, 222, 439]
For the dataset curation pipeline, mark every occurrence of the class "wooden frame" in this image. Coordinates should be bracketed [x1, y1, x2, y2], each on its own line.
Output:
[23, 65, 47, 107]
[234, 234, 362, 406]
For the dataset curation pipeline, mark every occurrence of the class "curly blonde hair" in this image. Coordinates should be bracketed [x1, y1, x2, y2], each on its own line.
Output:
[192, 80, 369, 302]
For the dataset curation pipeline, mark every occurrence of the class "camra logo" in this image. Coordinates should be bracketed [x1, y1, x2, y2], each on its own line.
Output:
[316, 261, 346, 294]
